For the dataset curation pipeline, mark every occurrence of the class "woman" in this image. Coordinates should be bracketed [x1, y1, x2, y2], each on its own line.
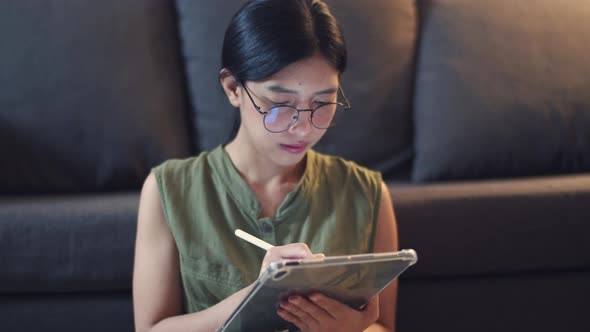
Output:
[133, 0, 399, 331]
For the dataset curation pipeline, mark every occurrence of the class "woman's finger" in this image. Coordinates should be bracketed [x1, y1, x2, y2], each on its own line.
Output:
[288, 295, 333, 322]
[277, 307, 307, 331]
[308, 293, 351, 319]
[281, 299, 318, 325]
[266, 243, 314, 260]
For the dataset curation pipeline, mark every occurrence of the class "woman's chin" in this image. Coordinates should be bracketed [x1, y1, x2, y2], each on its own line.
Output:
[273, 147, 308, 167]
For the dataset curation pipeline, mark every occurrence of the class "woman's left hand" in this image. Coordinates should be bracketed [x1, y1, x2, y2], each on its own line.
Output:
[277, 293, 379, 332]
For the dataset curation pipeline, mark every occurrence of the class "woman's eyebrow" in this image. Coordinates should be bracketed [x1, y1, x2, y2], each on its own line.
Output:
[267, 85, 337, 95]
[314, 87, 338, 95]
[267, 85, 297, 94]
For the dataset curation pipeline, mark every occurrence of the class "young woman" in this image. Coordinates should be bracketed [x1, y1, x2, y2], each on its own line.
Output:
[132, 0, 399, 331]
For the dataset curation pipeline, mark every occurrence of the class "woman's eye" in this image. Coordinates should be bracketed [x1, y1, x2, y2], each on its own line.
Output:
[268, 99, 289, 106]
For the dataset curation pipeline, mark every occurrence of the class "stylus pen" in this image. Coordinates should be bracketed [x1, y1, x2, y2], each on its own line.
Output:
[235, 229, 274, 251]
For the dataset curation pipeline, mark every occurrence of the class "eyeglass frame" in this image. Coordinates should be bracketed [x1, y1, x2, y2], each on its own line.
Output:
[239, 81, 351, 133]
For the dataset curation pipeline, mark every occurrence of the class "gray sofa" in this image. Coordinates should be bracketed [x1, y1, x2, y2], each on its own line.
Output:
[1, 1, 589, 331]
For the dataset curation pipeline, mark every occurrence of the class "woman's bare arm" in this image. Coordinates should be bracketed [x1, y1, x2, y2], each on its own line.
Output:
[132, 173, 317, 332]
[132, 173, 253, 332]
[364, 182, 400, 332]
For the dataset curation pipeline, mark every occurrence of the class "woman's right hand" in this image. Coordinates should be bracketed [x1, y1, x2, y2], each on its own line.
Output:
[259, 243, 324, 277]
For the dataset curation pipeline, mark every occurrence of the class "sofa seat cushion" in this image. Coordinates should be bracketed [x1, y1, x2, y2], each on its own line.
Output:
[0, 291, 133, 332]
[0, 194, 138, 293]
[397, 271, 590, 332]
[391, 174, 590, 279]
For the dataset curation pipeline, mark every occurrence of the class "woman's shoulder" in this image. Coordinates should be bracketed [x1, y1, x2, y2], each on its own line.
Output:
[307, 150, 383, 201]
[309, 150, 382, 184]
[151, 146, 225, 187]
[153, 146, 222, 175]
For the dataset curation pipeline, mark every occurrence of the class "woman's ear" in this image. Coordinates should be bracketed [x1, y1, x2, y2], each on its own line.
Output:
[220, 69, 241, 108]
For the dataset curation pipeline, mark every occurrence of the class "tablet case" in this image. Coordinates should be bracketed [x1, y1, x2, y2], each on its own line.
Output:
[217, 249, 418, 332]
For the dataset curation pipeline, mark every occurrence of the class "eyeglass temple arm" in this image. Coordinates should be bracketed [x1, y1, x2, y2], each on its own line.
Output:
[338, 86, 351, 110]
[239, 81, 264, 113]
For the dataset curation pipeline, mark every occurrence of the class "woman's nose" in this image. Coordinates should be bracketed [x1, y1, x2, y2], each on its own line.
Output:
[288, 110, 313, 136]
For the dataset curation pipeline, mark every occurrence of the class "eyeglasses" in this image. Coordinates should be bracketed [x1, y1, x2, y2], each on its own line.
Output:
[240, 82, 351, 133]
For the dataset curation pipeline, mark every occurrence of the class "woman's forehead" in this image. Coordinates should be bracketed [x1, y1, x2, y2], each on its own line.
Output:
[254, 55, 339, 94]
[264, 84, 337, 96]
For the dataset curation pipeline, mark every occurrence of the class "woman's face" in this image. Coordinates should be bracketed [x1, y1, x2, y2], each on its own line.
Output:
[237, 54, 340, 167]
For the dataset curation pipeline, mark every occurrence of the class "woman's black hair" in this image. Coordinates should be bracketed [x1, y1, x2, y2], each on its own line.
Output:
[222, 0, 347, 82]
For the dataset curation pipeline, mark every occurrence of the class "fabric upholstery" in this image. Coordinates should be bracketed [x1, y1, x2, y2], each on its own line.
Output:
[175, 0, 417, 174]
[174, 0, 245, 151]
[391, 174, 590, 278]
[0, 193, 138, 293]
[397, 271, 590, 332]
[0, 291, 133, 332]
[412, 0, 590, 181]
[0, 0, 192, 194]
[317, 0, 417, 173]
[3, 175, 590, 293]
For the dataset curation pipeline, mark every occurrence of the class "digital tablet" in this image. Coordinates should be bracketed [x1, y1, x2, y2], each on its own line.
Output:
[217, 249, 418, 332]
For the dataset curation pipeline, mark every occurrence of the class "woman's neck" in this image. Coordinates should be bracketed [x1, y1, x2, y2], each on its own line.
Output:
[224, 138, 306, 189]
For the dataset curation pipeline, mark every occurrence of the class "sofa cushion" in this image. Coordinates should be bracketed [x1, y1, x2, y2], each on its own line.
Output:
[174, 0, 243, 151]
[176, 0, 417, 175]
[391, 174, 590, 279]
[0, 292, 133, 332]
[397, 272, 590, 332]
[412, 0, 590, 181]
[0, 0, 192, 194]
[0, 194, 138, 293]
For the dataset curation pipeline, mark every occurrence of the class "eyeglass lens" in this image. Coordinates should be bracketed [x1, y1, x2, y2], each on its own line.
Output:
[263, 104, 344, 132]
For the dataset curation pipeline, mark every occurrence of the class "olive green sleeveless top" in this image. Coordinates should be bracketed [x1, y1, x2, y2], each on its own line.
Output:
[153, 145, 382, 313]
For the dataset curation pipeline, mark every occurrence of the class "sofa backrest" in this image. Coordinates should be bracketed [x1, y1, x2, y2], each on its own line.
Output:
[3, 0, 590, 194]
[412, 0, 590, 181]
[0, 0, 193, 194]
[175, 0, 590, 182]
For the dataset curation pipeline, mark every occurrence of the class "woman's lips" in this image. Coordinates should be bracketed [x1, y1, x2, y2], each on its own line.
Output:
[280, 143, 308, 154]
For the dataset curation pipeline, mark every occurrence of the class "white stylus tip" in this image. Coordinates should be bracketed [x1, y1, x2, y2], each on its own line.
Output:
[235, 229, 274, 251]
